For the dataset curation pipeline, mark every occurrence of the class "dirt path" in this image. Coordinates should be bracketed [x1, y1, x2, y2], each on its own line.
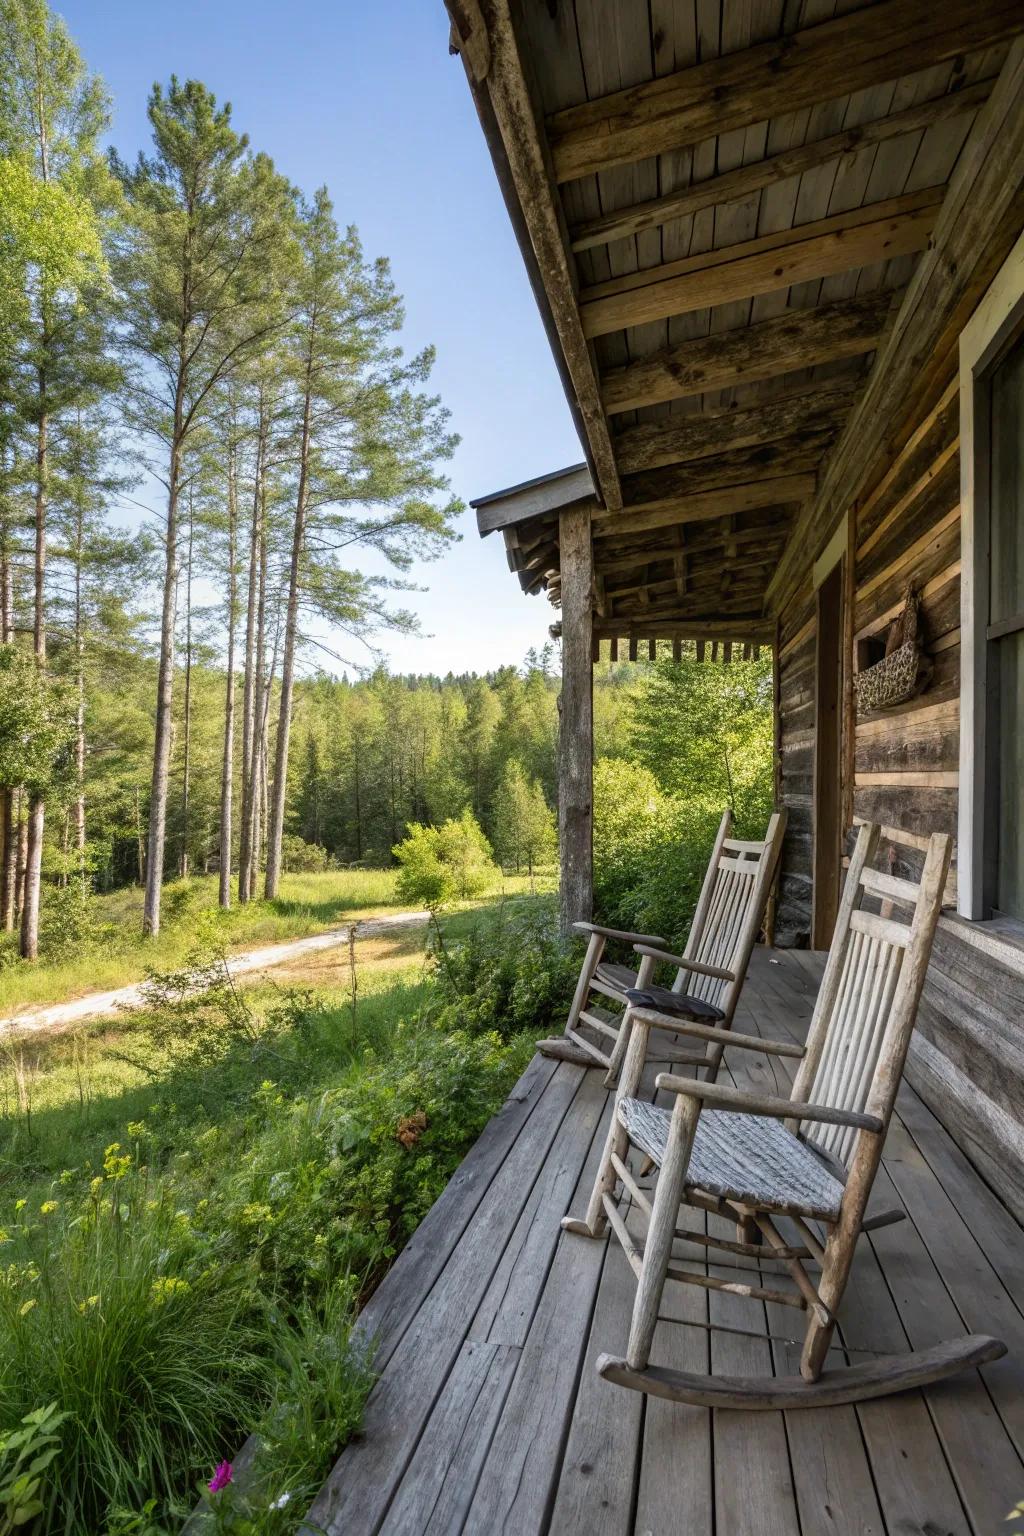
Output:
[0, 910, 429, 1042]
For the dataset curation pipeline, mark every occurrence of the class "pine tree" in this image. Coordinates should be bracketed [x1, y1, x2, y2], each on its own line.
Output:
[0, 0, 110, 956]
[263, 189, 460, 899]
[113, 78, 297, 935]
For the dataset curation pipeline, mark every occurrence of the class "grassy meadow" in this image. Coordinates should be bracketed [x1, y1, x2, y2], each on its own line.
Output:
[0, 882, 571, 1533]
[0, 865, 556, 1018]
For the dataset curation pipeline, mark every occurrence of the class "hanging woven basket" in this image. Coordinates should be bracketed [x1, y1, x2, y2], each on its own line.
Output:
[854, 584, 932, 715]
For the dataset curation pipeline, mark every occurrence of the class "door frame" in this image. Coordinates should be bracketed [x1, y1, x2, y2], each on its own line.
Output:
[811, 530, 847, 949]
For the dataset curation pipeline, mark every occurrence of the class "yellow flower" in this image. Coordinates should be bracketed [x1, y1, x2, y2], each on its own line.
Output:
[103, 1144, 131, 1181]
[13, 1199, 26, 1214]
[39, 1201, 58, 1216]
[150, 1276, 190, 1306]
[77, 1294, 100, 1314]
[18, 1299, 36, 1317]
[0, 1230, 8, 1244]
[89, 1177, 103, 1197]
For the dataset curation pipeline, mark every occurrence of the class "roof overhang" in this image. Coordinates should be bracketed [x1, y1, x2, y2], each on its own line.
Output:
[472, 463, 594, 535]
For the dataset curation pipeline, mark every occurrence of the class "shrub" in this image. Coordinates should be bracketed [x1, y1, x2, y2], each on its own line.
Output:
[592, 757, 720, 946]
[393, 809, 496, 906]
[279, 835, 332, 874]
[428, 897, 579, 1041]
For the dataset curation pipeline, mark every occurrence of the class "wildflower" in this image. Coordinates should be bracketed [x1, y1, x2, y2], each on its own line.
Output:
[39, 1200, 58, 1216]
[239, 1203, 273, 1228]
[0, 1230, 8, 1244]
[208, 1461, 233, 1494]
[150, 1276, 191, 1306]
[58, 1169, 77, 1186]
[18, 1299, 36, 1317]
[126, 1120, 148, 1139]
[89, 1177, 103, 1198]
[103, 1143, 131, 1180]
[14, 1199, 26, 1213]
[271, 1491, 291, 1511]
[77, 1294, 100, 1314]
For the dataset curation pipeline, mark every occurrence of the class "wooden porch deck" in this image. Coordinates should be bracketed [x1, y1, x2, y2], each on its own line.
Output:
[306, 948, 1024, 1536]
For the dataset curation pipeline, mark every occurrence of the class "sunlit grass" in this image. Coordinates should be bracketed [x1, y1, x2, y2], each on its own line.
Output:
[0, 865, 557, 1018]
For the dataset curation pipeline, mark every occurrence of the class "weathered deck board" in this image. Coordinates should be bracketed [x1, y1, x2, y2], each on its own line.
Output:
[308, 949, 1023, 1536]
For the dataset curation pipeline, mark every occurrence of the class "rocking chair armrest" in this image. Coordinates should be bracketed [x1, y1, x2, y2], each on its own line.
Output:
[573, 921, 667, 947]
[632, 944, 736, 983]
[653, 1076, 885, 1134]
[630, 1010, 805, 1059]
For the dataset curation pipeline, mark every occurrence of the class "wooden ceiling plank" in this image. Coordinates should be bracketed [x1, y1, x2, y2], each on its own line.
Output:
[601, 289, 896, 413]
[546, 0, 1024, 182]
[581, 188, 941, 337]
[570, 80, 991, 253]
[768, 39, 1024, 608]
[594, 475, 815, 535]
[613, 379, 856, 472]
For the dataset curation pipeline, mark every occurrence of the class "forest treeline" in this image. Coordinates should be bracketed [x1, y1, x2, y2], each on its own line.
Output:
[0, 0, 460, 959]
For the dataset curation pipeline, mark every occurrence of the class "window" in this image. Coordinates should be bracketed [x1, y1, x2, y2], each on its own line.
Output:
[960, 234, 1024, 922]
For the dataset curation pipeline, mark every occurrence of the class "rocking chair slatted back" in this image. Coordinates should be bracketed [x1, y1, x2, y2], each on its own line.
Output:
[792, 823, 951, 1168]
[677, 814, 785, 1012]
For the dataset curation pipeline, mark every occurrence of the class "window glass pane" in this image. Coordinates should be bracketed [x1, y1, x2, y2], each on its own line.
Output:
[997, 629, 1024, 921]
[990, 338, 1024, 625]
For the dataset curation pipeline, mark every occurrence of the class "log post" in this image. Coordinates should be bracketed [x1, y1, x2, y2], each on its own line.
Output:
[558, 503, 594, 935]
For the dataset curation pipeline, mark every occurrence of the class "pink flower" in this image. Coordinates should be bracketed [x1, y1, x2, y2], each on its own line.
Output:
[208, 1461, 233, 1494]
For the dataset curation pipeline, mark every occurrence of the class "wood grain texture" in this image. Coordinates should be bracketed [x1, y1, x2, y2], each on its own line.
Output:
[546, 0, 1024, 181]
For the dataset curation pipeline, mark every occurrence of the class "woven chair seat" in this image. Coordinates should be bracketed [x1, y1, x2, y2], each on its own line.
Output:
[617, 1098, 845, 1221]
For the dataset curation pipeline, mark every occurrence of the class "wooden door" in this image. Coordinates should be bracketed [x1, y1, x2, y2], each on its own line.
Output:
[812, 561, 844, 948]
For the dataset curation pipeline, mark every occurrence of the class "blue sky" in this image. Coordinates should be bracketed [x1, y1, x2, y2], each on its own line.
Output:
[59, 0, 581, 676]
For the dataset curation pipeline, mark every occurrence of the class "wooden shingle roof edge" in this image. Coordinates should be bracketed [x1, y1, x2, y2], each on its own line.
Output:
[472, 462, 595, 535]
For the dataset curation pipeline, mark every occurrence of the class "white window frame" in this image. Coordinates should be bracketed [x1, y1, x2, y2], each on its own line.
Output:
[959, 230, 1024, 921]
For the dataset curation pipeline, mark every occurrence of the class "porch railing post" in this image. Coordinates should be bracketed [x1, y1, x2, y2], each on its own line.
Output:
[558, 502, 594, 935]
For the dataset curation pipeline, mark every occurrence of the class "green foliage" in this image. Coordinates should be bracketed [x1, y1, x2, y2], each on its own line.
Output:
[393, 808, 496, 906]
[491, 758, 556, 875]
[0, 1402, 67, 1535]
[0, 916, 534, 1530]
[629, 653, 774, 836]
[428, 896, 579, 1042]
[592, 756, 721, 946]
[0, 644, 77, 801]
[279, 834, 331, 874]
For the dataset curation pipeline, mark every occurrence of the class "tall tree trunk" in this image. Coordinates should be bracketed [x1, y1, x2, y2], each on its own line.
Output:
[15, 792, 28, 923]
[0, 542, 14, 930]
[21, 376, 48, 961]
[219, 446, 238, 908]
[242, 470, 269, 899]
[265, 386, 312, 899]
[135, 784, 145, 885]
[143, 424, 182, 936]
[179, 491, 194, 879]
[73, 490, 86, 887]
[238, 416, 264, 903]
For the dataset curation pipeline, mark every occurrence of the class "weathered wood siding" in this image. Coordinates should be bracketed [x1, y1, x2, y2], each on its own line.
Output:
[776, 372, 1024, 1221]
[776, 595, 816, 947]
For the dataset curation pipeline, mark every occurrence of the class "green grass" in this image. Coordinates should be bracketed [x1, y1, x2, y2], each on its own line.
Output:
[0, 896, 546, 1532]
[0, 866, 557, 1019]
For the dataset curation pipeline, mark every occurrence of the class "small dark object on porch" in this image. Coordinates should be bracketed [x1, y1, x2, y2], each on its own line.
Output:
[624, 984, 725, 1024]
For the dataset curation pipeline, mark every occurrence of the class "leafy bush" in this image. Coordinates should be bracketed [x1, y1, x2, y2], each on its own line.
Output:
[427, 897, 579, 1041]
[591, 757, 720, 946]
[279, 835, 332, 874]
[393, 809, 496, 906]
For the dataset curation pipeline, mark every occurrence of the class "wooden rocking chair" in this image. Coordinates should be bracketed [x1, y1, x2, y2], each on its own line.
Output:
[538, 809, 787, 1088]
[562, 823, 1007, 1407]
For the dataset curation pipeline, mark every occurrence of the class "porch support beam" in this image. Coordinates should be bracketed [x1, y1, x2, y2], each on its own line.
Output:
[580, 190, 940, 339]
[558, 503, 594, 935]
[601, 291, 897, 416]
[546, 0, 1024, 183]
[613, 382, 856, 474]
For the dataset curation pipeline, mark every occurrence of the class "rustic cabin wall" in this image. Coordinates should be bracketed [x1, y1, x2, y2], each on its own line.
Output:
[777, 369, 1024, 1221]
[775, 589, 816, 947]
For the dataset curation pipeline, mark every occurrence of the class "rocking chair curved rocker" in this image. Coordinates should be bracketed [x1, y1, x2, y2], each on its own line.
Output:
[538, 809, 787, 1087]
[562, 823, 1007, 1408]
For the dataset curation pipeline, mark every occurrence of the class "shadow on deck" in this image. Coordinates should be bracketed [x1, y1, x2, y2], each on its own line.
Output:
[305, 948, 1024, 1535]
